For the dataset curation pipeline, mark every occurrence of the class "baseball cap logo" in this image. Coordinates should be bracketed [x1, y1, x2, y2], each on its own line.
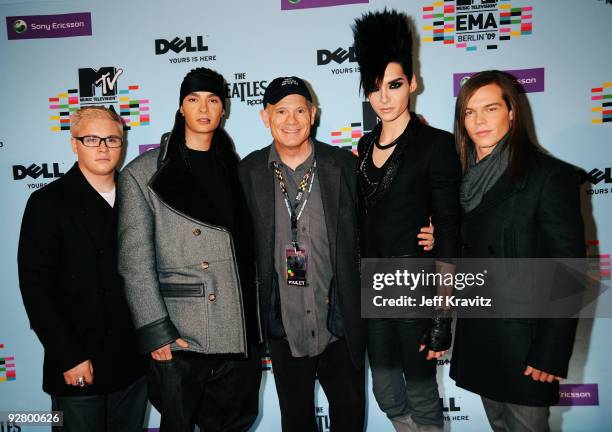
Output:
[281, 78, 299, 86]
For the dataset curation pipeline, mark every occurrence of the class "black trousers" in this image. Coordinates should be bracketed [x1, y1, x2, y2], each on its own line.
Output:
[51, 375, 147, 432]
[268, 338, 365, 432]
[147, 349, 262, 432]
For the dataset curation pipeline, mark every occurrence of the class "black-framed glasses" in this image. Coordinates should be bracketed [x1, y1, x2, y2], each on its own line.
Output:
[73, 135, 123, 148]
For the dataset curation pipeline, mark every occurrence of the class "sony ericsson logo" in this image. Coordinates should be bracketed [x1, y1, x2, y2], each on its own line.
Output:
[13, 19, 27, 34]
[154, 36, 208, 55]
[6, 13, 92, 40]
[12, 163, 64, 181]
[454, 68, 544, 96]
[317, 47, 357, 65]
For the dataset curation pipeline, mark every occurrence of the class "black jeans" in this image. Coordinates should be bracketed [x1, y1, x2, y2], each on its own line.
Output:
[51, 375, 147, 432]
[147, 349, 262, 432]
[268, 338, 365, 432]
[367, 319, 443, 427]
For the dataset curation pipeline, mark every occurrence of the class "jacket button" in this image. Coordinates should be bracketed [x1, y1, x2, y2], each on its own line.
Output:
[325, 296, 330, 305]
[488, 246, 496, 254]
[208, 293, 216, 302]
[201, 262, 209, 270]
[462, 242, 470, 250]
[193, 228, 201, 236]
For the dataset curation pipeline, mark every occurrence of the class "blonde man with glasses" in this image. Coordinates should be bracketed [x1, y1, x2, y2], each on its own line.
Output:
[18, 106, 147, 432]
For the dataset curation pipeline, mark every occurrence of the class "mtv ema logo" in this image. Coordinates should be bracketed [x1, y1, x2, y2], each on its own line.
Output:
[422, 0, 533, 51]
[591, 82, 611, 124]
[48, 67, 150, 131]
[0, 344, 16, 383]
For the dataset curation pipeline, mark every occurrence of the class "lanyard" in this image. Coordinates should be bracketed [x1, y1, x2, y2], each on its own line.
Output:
[273, 159, 317, 250]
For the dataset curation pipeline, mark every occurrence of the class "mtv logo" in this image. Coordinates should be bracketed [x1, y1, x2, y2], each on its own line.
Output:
[78, 67, 124, 98]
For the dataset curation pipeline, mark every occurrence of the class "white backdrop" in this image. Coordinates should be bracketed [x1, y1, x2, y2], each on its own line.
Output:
[1, 1, 610, 431]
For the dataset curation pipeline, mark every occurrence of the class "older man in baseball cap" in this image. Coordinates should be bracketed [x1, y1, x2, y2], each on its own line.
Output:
[239, 76, 366, 431]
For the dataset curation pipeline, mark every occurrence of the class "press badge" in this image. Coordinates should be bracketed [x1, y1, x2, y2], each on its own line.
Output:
[286, 246, 308, 286]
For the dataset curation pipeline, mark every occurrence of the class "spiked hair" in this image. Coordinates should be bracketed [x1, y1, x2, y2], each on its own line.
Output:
[352, 9, 414, 94]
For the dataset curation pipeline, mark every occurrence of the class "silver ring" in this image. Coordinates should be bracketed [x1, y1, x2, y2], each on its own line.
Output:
[76, 376, 85, 387]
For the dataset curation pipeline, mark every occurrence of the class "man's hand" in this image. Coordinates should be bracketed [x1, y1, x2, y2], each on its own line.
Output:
[419, 345, 448, 361]
[63, 359, 94, 386]
[151, 338, 188, 361]
[523, 365, 563, 383]
[418, 221, 435, 251]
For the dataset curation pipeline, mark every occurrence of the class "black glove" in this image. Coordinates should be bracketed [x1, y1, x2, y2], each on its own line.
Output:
[419, 309, 453, 352]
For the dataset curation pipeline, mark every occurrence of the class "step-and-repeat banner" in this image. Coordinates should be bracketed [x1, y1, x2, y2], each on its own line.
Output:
[1, 1, 610, 431]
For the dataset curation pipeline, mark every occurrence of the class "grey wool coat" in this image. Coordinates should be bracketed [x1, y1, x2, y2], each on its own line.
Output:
[117, 133, 250, 356]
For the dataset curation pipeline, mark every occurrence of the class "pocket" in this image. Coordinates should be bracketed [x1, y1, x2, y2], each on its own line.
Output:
[160, 283, 204, 297]
[160, 283, 207, 351]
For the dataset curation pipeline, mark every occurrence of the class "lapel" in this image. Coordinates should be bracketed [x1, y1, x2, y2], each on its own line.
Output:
[464, 169, 528, 219]
[66, 163, 114, 250]
[249, 148, 275, 252]
[315, 141, 341, 264]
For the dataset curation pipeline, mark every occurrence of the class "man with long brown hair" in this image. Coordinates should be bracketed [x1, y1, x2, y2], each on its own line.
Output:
[451, 70, 585, 432]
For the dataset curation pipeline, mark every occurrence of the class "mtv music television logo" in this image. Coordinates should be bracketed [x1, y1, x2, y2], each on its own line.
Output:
[48, 67, 150, 131]
[422, 0, 533, 51]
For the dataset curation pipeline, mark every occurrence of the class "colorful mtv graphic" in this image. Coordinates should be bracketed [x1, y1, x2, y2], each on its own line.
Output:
[262, 351, 272, 371]
[587, 240, 610, 281]
[0, 344, 16, 383]
[49, 67, 150, 131]
[422, 0, 533, 51]
[330, 123, 362, 154]
[591, 83, 612, 124]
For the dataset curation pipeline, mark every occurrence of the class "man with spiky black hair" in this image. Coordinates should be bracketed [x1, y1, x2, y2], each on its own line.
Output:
[353, 9, 461, 432]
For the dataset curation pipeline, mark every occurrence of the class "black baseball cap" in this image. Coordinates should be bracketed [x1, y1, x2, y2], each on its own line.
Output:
[263, 76, 312, 108]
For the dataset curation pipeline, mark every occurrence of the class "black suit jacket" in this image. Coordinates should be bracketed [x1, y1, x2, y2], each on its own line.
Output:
[239, 141, 365, 368]
[18, 163, 145, 396]
[450, 151, 585, 406]
[357, 115, 461, 259]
